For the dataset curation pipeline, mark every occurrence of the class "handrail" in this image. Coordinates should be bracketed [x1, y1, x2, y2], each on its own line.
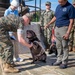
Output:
[0, 2, 10, 8]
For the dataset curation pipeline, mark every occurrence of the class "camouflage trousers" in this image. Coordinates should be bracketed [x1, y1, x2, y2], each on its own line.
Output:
[73, 28, 75, 46]
[69, 25, 75, 47]
[41, 28, 52, 49]
[0, 41, 13, 64]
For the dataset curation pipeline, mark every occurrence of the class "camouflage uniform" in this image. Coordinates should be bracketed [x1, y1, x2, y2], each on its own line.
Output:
[69, 0, 75, 51]
[40, 1, 54, 48]
[72, 0, 75, 51]
[69, 20, 75, 51]
[0, 14, 24, 64]
[73, 20, 75, 51]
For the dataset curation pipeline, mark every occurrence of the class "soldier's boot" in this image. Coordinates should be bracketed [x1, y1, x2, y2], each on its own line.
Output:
[73, 46, 75, 52]
[3, 63, 19, 73]
[0, 58, 4, 73]
[68, 45, 72, 52]
[10, 63, 16, 67]
[0, 58, 2, 65]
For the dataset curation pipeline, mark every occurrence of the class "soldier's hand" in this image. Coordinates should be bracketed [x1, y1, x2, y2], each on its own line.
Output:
[29, 43, 33, 48]
[40, 26, 44, 30]
[44, 25, 49, 29]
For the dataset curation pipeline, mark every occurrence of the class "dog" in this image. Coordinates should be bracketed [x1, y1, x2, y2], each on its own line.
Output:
[48, 43, 57, 56]
[48, 40, 58, 56]
[26, 30, 47, 63]
[48, 27, 58, 56]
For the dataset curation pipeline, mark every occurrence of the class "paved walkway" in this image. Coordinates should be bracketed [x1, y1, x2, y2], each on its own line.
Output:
[0, 52, 75, 75]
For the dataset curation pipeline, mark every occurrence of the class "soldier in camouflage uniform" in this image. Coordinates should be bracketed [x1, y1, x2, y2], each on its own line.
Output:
[40, 1, 54, 49]
[69, 0, 75, 51]
[72, 0, 75, 51]
[0, 13, 33, 73]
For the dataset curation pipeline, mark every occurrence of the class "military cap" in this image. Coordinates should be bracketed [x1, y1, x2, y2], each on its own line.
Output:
[72, 0, 75, 4]
[45, 1, 51, 5]
[25, 13, 33, 21]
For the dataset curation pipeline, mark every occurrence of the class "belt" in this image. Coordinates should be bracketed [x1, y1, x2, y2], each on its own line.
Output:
[56, 26, 68, 28]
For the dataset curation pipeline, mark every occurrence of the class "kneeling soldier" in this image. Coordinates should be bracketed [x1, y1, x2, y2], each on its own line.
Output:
[0, 13, 33, 73]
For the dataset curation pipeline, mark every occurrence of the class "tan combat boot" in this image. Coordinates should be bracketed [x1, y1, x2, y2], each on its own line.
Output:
[3, 63, 19, 73]
[0, 58, 4, 73]
[68, 45, 72, 52]
[73, 46, 75, 52]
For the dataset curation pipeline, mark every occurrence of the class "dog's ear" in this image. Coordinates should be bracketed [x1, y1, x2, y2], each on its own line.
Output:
[30, 30, 40, 42]
[31, 30, 36, 37]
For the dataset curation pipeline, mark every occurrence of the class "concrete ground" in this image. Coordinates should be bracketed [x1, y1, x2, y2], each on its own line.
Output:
[0, 51, 75, 75]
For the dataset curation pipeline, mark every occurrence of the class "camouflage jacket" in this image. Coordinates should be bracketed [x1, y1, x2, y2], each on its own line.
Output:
[40, 10, 54, 27]
[0, 14, 24, 42]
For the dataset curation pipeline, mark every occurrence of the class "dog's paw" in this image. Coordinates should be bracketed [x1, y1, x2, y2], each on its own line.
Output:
[29, 58, 33, 60]
[48, 49, 53, 54]
[31, 59, 37, 64]
[41, 60, 46, 63]
[31, 61, 35, 64]
[48, 52, 53, 54]
[51, 63, 54, 65]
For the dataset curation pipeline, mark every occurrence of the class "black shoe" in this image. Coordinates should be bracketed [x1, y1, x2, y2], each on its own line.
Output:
[53, 62, 62, 66]
[60, 64, 67, 69]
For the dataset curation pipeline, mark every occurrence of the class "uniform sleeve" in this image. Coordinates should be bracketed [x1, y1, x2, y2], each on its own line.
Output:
[39, 11, 45, 26]
[18, 18, 24, 29]
[52, 11, 55, 18]
[17, 20, 24, 35]
[0, 17, 6, 24]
